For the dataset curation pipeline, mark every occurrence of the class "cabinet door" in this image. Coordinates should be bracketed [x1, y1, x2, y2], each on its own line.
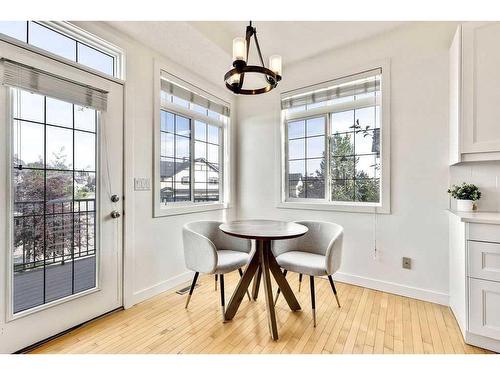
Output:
[462, 22, 500, 154]
[469, 241, 500, 282]
[469, 278, 500, 340]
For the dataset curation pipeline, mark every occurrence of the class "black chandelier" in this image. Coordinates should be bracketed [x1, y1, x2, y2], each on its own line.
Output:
[224, 21, 282, 95]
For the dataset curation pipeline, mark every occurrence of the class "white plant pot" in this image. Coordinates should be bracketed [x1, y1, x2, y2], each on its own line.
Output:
[456, 199, 474, 212]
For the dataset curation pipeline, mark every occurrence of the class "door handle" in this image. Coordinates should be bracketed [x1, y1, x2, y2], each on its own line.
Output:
[110, 210, 121, 219]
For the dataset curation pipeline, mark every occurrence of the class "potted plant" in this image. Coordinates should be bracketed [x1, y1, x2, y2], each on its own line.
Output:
[447, 183, 481, 212]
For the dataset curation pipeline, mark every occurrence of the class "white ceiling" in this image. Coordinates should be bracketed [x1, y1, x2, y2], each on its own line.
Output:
[107, 21, 404, 86]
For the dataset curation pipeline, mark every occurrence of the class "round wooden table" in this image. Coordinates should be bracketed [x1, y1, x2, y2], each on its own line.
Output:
[219, 220, 308, 340]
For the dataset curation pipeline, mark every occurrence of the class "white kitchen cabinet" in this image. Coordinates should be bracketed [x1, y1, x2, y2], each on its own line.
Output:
[448, 210, 500, 352]
[449, 22, 500, 164]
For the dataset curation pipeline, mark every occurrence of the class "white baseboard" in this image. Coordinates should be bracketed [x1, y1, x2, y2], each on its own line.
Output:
[465, 331, 500, 353]
[332, 272, 449, 306]
[130, 270, 194, 306]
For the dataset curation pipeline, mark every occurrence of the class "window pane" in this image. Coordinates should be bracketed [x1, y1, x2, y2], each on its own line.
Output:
[194, 182, 208, 202]
[306, 158, 323, 178]
[77, 43, 114, 76]
[289, 138, 305, 160]
[331, 132, 354, 157]
[161, 111, 174, 133]
[289, 160, 305, 179]
[175, 136, 190, 159]
[306, 136, 324, 158]
[195, 140, 206, 159]
[175, 115, 190, 136]
[195, 121, 207, 141]
[355, 106, 376, 130]
[331, 179, 354, 202]
[193, 104, 208, 115]
[75, 106, 96, 132]
[46, 170, 73, 204]
[208, 125, 219, 144]
[331, 156, 355, 180]
[331, 110, 354, 133]
[13, 90, 44, 123]
[356, 154, 379, 179]
[173, 96, 190, 108]
[289, 180, 304, 198]
[29, 22, 76, 61]
[208, 144, 219, 164]
[355, 179, 380, 203]
[306, 117, 325, 137]
[161, 132, 174, 158]
[355, 129, 378, 155]
[46, 126, 73, 170]
[288, 120, 305, 139]
[75, 131, 96, 171]
[305, 178, 324, 199]
[46, 97, 73, 128]
[13, 168, 45, 211]
[13, 120, 44, 168]
[194, 160, 208, 183]
[0, 21, 27, 42]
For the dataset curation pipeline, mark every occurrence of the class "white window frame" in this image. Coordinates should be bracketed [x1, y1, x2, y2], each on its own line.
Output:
[153, 62, 231, 217]
[278, 61, 391, 214]
[0, 21, 125, 81]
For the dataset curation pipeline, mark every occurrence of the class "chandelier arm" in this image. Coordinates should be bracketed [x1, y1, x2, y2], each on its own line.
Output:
[253, 31, 267, 68]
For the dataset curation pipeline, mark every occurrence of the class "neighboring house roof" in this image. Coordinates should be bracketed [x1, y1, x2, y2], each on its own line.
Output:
[160, 157, 219, 179]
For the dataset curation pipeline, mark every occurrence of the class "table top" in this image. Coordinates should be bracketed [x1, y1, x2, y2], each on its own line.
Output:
[219, 220, 308, 240]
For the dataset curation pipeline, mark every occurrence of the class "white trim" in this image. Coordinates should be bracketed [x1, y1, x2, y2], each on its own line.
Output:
[153, 59, 231, 218]
[131, 270, 194, 306]
[278, 60, 391, 214]
[465, 331, 500, 353]
[332, 271, 449, 306]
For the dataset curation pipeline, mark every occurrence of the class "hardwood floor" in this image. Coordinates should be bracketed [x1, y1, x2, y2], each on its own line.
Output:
[30, 272, 493, 354]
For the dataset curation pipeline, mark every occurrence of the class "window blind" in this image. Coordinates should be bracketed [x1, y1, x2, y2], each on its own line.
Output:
[0, 58, 108, 111]
[161, 70, 230, 117]
[281, 68, 382, 110]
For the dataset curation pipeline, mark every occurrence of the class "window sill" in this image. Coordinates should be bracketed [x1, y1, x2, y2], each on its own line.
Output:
[154, 202, 228, 217]
[277, 200, 390, 214]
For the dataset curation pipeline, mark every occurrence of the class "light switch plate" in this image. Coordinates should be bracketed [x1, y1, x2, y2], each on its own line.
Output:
[134, 178, 151, 191]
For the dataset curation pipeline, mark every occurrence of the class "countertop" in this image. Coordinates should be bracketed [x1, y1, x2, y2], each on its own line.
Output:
[447, 209, 500, 225]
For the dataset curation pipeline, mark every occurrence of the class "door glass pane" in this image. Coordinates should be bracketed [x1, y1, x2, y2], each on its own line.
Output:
[11, 88, 98, 314]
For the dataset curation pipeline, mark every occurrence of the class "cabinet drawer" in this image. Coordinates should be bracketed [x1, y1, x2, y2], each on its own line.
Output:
[468, 223, 500, 243]
[469, 278, 500, 340]
[469, 241, 500, 282]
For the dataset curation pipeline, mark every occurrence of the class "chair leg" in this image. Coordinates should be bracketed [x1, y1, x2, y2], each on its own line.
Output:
[215, 274, 218, 291]
[310, 275, 316, 327]
[220, 274, 225, 321]
[327, 275, 341, 308]
[298, 273, 303, 292]
[273, 269, 287, 306]
[238, 268, 252, 301]
[185, 272, 199, 309]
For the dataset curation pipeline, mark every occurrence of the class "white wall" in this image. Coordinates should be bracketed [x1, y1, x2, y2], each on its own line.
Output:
[236, 22, 458, 304]
[73, 22, 238, 307]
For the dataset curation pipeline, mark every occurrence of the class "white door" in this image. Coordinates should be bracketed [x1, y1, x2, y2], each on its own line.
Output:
[0, 41, 123, 353]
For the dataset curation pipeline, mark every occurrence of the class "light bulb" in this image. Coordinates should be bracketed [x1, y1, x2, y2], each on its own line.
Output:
[228, 71, 241, 86]
[232, 37, 246, 62]
[269, 55, 282, 77]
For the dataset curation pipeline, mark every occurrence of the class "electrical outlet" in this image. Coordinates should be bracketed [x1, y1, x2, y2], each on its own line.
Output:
[402, 257, 412, 270]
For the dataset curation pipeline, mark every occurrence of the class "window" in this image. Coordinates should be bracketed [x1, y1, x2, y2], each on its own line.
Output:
[281, 66, 390, 213]
[155, 69, 230, 216]
[0, 21, 123, 78]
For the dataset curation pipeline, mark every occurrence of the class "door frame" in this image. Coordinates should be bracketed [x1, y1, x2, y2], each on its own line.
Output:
[0, 38, 127, 352]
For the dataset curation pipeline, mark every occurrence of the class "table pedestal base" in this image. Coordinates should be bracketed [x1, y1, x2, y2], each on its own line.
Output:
[224, 239, 301, 340]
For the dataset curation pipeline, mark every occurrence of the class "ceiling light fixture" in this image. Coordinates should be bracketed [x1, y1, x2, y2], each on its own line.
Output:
[224, 21, 282, 95]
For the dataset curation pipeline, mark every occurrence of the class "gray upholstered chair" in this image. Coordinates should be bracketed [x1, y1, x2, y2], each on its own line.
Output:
[272, 220, 343, 327]
[182, 221, 252, 320]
